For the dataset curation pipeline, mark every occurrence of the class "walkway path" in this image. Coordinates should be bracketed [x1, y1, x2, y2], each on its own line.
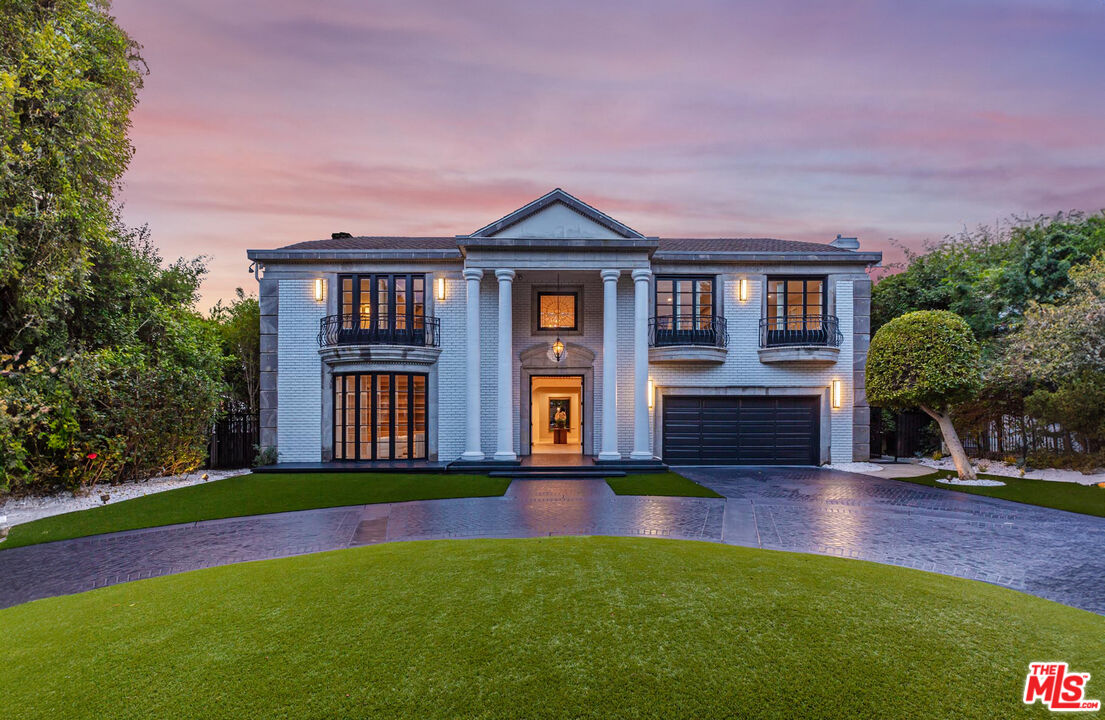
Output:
[2, 469, 1102, 614]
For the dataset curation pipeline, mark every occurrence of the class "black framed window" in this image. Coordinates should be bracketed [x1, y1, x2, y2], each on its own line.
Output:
[656, 276, 715, 326]
[338, 274, 425, 341]
[766, 277, 825, 330]
[537, 292, 578, 330]
[333, 372, 427, 461]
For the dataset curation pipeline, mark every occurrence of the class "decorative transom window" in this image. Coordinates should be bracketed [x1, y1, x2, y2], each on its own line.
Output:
[537, 292, 578, 330]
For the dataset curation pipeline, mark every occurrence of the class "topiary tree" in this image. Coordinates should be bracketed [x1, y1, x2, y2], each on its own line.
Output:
[866, 310, 982, 480]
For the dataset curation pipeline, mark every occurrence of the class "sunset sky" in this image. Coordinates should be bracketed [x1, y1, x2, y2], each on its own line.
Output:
[109, 0, 1105, 310]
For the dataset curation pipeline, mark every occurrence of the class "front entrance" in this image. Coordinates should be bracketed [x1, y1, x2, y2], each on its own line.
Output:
[529, 375, 583, 455]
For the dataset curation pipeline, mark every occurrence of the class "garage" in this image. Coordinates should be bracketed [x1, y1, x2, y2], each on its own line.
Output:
[661, 396, 820, 465]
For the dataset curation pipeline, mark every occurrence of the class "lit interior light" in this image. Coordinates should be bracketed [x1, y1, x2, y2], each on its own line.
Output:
[831, 379, 842, 408]
[314, 278, 325, 302]
[436, 276, 446, 301]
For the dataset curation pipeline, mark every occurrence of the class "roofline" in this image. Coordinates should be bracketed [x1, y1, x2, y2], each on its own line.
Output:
[247, 246, 881, 266]
[246, 248, 461, 262]
[653, 250, 883, 265]
[466, 188, 647, 239]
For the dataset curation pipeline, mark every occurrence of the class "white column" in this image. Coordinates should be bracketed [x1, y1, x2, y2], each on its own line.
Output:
[460, 268, 484, 461]
[494, 269, 517, 461]
[598, 269, 621, 460]
[631, 269, 652, 460]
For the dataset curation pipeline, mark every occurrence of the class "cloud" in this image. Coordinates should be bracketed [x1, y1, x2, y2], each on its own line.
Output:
[108, 0, 1105, 309]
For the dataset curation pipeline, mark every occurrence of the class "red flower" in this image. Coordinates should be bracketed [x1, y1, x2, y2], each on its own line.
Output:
[87, 453, 98, 460]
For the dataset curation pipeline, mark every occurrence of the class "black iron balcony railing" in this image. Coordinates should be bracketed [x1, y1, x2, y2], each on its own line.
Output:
[318, 314, 440, 348]
[759, 314, 842, 348]
[649, 315, 728, 348]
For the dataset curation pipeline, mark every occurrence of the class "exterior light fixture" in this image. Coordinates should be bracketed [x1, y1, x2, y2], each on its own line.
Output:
[436, 276, 446, 301]
[549, 272, 567, 363]
[831, 379, 842, 408]
[314, 278, 325, 302]
[738, 277, 748, 302]
[648, 378, 654, 408]
[551, 336, 566, 362]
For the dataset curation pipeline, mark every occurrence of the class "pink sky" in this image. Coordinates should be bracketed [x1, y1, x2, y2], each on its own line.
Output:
[109, 0, 1105, 309]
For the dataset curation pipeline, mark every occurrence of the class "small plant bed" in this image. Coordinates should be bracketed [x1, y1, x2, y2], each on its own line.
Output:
[1, 474, 508, 550]
[1, 538, 1100, 719]
[893, 470, 1105, 517]
[606, 471, 722, 498]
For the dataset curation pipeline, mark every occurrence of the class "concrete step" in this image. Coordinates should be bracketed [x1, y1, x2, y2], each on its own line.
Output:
[487, 469, 626, 479]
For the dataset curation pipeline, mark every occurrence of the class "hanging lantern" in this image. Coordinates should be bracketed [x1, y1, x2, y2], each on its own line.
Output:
[550, 272, 567, 362]
[552, 335, 565, 362]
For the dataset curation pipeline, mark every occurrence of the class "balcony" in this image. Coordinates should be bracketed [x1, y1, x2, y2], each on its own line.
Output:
[758, 315, 842, 364]
[648, 315, 728, 364]
[318, 314, 441, 365]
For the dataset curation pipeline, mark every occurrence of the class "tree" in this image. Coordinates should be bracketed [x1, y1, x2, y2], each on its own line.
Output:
[0, 3, 227, 494]
[1, 0, 146, 355]
[1000, 255, 1105, 453]
[866, 311, 982, 479]
[872, 212, 1105, 340]
[210, 289, 260, 415]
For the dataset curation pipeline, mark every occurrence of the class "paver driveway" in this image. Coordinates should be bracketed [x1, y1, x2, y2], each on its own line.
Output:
[2, 468, 1103, 614]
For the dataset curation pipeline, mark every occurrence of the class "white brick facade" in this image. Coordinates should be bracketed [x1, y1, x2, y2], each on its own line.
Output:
[276, 278, 325, 462]
[249, 189, 879, 466]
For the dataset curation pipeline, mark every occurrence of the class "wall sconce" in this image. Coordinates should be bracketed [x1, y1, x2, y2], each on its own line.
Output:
[831, 379, 842, 408]
[436, 276, 446, 301]
[738, 277, 748, 302]
[314, 278, 325, 302]
[648, 378, 654, 409]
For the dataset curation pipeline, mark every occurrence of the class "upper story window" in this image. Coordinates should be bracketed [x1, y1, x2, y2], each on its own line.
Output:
[766, 277, 824, 329]
[760, 276, 841, 347]
[339, 274, 425, 331]
[537, 292, 577, 330]
[655, 277, 715, 330]
[651, 276, 725, 347]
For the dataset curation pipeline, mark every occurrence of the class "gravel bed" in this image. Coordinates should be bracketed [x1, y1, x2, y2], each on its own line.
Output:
[0, 469, 251, 528]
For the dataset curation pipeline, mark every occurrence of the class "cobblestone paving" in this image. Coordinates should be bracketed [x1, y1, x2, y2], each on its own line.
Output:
[2, 470, 1102, 615]
[680, 467, 1105, 614]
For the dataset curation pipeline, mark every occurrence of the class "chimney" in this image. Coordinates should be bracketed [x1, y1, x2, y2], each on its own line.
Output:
[830, 234, 859, 250]
[331, 232, 352, 239]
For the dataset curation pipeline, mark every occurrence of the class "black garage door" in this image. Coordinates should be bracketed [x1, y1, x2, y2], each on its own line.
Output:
[662, 396, 820, 465]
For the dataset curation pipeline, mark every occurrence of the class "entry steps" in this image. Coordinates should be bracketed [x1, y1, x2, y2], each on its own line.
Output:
[453, 459, 667, 479]
[487, 468, 626, 479]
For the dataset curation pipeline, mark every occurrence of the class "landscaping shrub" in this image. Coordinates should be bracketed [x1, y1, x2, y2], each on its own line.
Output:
[0, 2, 227, 494]
[867, 310, 982, 479]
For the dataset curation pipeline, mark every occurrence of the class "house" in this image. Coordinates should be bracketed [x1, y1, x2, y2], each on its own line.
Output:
[246, 189, 881, 468]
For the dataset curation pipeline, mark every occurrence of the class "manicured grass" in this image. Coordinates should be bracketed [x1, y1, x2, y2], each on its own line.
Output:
[606, 471, 722, 498]
[1, 473, 509, 550]
[895, 469, 1105, 517]
[1, 537, 1098, 719]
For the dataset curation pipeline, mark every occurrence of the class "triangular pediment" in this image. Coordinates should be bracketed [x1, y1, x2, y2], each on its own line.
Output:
[467, 189, 645, 239]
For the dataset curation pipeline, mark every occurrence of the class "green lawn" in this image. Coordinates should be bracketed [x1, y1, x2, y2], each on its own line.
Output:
[1, 473, 509, 550]
[1, 537, 1098, 719]
[895, 469, 1105, 517]
[606, 471, 722, 498]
